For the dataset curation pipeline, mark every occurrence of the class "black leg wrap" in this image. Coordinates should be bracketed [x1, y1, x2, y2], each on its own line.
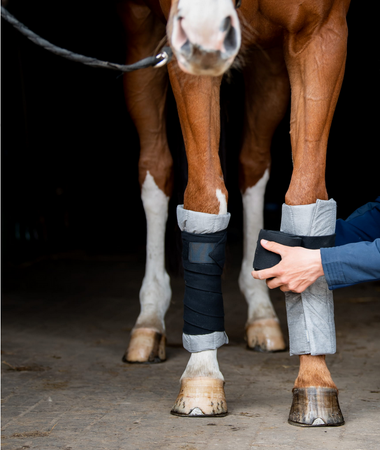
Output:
[181, 229, 227, 335]
[253, 229, 336, 271]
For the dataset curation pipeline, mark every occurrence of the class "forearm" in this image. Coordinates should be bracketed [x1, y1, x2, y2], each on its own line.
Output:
[321, 239, 380, 290]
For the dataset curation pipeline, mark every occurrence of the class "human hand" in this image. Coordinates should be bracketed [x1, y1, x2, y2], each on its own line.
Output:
[251, 239, 324, 293]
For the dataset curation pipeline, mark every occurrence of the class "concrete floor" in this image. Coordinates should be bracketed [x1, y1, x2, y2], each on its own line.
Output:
[2, 245, 380, 450]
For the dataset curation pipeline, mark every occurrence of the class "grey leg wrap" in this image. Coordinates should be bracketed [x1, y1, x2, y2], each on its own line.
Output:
[281, 199, 337, 356]
[177, 205, 230, 353]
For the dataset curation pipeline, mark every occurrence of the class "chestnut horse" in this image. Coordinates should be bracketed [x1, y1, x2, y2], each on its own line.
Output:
[117, 0, 349, 426]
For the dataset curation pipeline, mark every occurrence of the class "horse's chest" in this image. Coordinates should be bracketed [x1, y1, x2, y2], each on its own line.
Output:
[240, 12, 284, 53]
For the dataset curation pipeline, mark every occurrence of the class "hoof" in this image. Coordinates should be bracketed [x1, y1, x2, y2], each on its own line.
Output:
[123, 328, 166, 364]
[245, 318, 286, 352]
[288, 387, 345, 427]
[170, 377, 228, 417]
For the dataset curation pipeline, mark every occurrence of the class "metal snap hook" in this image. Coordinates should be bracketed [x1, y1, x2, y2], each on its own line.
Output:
[154, 51, 170, 68]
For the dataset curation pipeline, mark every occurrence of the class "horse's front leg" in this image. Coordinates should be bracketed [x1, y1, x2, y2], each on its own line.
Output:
[118, 0, 172, 363]
[282, 4, 349, 426]
[168, 63, 229, 417]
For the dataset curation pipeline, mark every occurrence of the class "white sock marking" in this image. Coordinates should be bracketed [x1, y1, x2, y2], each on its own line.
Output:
[238, 169, 277, 322]
[181, 349, 224, 380]
[136, 171, 171, 333]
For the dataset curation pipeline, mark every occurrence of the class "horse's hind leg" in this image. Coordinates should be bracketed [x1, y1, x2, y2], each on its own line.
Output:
[118, 1, 172, 363]
[239, 47, 289, 352]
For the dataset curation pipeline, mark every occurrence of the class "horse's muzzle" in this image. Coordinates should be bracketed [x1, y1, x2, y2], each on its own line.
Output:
[175, 43, 236, 76]
[170, 10, 240, 76]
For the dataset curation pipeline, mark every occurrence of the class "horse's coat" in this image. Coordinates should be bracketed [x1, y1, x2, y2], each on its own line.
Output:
[118, 0, 350, 424]
[139, 171, 171, 333]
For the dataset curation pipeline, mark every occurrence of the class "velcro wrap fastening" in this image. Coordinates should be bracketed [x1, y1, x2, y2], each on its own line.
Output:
[188, 242, 217, 264]
[182, 230, 227, 335]
[253, 229, 336, 271]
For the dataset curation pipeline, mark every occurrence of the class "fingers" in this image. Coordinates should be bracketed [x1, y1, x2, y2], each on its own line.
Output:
[252, 239, 287, 278]
[251, 240, 298, 291]
[252, 269, 290, 291]
[266, 276, 283, 290]
[260, 239, 287, 256]
[251, 265, 283, 286]
[251, 264, 281, 280]
[251, 240, 286, 281]
[251, 242, 318, 294]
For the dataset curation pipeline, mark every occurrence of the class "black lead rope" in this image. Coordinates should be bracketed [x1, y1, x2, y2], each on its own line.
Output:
[1, 8, 173, 73]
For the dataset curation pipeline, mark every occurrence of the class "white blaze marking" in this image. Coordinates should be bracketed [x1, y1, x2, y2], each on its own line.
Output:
[136, 171, 171, 333]
[216, 189, 227, 215]
[238, 169, 277, 322]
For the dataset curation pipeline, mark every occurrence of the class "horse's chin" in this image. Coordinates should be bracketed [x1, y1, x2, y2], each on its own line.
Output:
[176, 56, 234, 77]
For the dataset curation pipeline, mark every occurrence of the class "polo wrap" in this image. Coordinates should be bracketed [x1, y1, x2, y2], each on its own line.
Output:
[182, 229, 227, 335]
[253, 229, 336, 270]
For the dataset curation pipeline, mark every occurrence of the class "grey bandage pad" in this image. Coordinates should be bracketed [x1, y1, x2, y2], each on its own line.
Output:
[177, 205, 230, 353]
[280, 199, 337, 356]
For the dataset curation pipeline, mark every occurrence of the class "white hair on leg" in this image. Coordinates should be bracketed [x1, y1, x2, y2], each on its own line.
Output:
[216, 188, 228, 215]
[238, 169, 285, 351]
[181, 349, 224, 380]
[137, 171, 171, 333]
[238, 169, 276, 321]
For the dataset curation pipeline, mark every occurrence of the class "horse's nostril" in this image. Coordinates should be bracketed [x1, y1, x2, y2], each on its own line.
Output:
[220, 16, 232, 33]
[220, 16, 238, 54]
[224, 25, 237, 53]
[172, 16, 188, 50]
[180, 40, 192, 57]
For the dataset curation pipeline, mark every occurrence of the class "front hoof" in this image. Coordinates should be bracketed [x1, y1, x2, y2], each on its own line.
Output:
[288, 387, 345, 427]
[123, 328, 166, 364]
[245, 318, 286, 352]
[171, 377, 228, 417]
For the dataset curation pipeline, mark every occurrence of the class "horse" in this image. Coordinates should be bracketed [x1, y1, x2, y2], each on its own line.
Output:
[116, 0, 350, 426]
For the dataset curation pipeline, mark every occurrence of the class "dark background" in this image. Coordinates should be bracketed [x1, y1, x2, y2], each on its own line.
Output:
[2, 0, 378, 268]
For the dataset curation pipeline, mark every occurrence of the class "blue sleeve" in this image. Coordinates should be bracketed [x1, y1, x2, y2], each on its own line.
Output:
[321, 239, 380, 290]
[335, 196, 380, 246]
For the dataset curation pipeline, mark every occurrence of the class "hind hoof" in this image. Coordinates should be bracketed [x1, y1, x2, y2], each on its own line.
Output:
[123, 328, 166, 363]
[171, 377, 228, 417]
[288, 387, 345, 427]
[245, 318, 286, 352]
